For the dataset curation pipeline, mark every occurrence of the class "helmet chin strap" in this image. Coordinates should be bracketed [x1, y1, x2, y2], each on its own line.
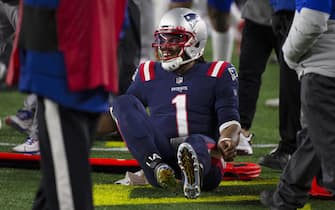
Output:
[161, 55, 200, 71]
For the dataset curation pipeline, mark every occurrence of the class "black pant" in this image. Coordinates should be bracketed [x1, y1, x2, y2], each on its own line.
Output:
[239, 19, 278, 130]
[239, 13, 301, 154]
[32, 98, 99, 210]
[272, 11, 301, 153]
[273, 74, 335, 209]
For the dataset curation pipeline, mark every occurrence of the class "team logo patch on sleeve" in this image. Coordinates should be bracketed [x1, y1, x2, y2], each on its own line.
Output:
[228, 66, 238, 81]
[139, 61, 155, 82]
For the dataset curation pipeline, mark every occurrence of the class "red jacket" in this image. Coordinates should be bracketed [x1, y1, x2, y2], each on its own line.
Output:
[7, 0, 126, 95]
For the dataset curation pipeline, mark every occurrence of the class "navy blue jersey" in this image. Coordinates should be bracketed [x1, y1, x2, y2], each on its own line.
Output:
[126, 61, 239, 141]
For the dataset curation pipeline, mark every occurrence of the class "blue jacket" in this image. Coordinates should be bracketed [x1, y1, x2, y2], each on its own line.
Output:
[270, 0, 295, 12]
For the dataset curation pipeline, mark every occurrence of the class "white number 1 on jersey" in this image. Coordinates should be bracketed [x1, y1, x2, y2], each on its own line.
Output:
[172, 94, 189, 136]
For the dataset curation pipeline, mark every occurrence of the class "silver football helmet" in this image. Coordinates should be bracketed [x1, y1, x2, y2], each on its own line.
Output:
[152, 8, 208, 71]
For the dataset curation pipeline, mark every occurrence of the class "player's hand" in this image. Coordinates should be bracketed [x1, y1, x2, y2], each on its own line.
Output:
[217, 140, 237, 162]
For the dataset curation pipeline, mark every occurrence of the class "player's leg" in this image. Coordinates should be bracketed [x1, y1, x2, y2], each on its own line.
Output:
[207, 0, 234, 61]
[177, 134, 221, 198]
[111, 95, 177, 188]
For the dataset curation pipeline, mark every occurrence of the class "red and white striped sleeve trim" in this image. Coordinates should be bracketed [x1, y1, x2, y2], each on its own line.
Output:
[139, 61, 155, 82]
[207, 61, 229, 78]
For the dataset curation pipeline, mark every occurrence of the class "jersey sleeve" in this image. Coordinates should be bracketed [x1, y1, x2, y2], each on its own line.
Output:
[125, 61, 156, 105]
[125, 65, 147, 105]
[214, 63, 240, 130]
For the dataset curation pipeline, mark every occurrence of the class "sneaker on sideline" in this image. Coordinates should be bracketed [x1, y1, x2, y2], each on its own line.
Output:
[5, 109, 34, 134]
[260, 190, 295, 210]
[265, 98, 279, 108]
[177, 142, 201, 199]
[259, 146, 291, 170]
[12, 137, 39, 154]
[237, 132, 253, 155]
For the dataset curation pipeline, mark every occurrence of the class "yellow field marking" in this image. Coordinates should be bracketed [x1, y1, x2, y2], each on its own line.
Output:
[105, 141, 126, 148]
[93, 184, 259, 206]
[299, 203, 311, 210]
[219, 178, 278, 186]
[93, 179, 279, 206]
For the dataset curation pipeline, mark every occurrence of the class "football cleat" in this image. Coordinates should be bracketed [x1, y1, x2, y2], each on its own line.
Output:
[177, 142, 201, 199]
[154, 163, 178, 191]
[5, 109, 34, 134]
[12, 137, 39, 154]
[236, 132, 253, 155]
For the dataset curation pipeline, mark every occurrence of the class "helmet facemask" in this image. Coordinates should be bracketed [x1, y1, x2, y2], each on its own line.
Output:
[153, 28, 195, 71]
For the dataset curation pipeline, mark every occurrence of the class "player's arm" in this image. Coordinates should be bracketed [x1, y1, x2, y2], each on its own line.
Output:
[214, 63, 240, 161]
[217, 121, 241, 161]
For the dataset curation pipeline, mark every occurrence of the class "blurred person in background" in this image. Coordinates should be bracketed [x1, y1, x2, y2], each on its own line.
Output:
[258, 0, 301, 171]
[261, 0, 335, 209]
[6, 0, 126, 209]
[0, 0, 18, 83]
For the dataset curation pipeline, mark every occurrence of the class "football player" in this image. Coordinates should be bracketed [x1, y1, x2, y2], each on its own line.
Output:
[111, 8, 240, 199]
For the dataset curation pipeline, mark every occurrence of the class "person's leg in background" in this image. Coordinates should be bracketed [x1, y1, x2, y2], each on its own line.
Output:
[207, 0, 235, 62]
[118, 0, 141, 94]
[11, 107, 39, 153]
[133, 0, 155, 62]
[259, 11, 301, 170]
[238, 19, 276, 155]
[33, 98, 99, 210]
[5, 94, 36, 134]
[261, 74, 335, 209]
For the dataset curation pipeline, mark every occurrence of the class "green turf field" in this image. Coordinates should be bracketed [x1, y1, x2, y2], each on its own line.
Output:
[0, 47, 334, 210]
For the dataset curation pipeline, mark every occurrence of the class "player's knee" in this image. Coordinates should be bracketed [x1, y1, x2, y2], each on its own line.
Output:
[113, 95, 131, 110]
[112, 95, 141, 114]
[208, 7, 230, 32]
[112, 95, 148, 123]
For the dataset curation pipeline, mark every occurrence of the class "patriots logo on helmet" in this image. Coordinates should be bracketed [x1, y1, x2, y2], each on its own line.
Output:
[184, 13, 200, 29]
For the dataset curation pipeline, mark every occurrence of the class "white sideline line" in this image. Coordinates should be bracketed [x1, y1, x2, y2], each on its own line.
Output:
[254, 144, 278, 148]
[0, 142, 277, 152]
[0, 142, 129, 152]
